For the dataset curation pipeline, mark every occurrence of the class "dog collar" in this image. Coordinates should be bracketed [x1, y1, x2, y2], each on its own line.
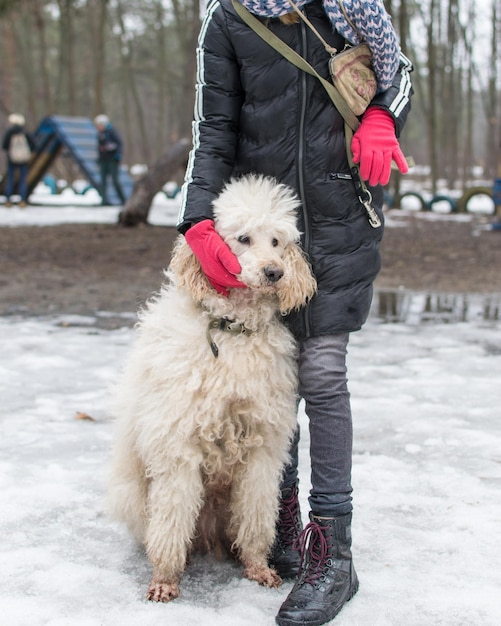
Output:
[206, 317, 253, 358]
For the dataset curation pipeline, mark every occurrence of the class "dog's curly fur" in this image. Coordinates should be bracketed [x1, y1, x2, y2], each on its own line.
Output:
[107, 174, 317, 602]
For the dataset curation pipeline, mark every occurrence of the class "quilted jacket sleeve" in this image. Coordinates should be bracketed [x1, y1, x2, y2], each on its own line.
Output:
[369, 52, 414, 137]
[177, 1, 243, 234]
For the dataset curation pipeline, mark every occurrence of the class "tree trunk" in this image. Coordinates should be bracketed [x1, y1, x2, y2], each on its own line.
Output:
[486, 0, 499, 180]
[0, 21, 15, 115]
[461, 0, 474, 189]
[116, 0, 150, 163]
[154, 0, 168, 157]
[55, 0, 76, 114]
[118, 139, 190, 227]
[90, 0, 109, 117]
[33, 0, 53, 115]
[171, 0, 200, 138]
[427, 0, 439, 195]
[445, 0, 459, 189]
[9, 7, 37, 123]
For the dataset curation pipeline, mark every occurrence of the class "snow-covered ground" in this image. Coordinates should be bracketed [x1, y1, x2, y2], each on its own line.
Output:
[0, 176, 496, 228]
[1, 194, 500, 625]
[0, 186, 181, 228]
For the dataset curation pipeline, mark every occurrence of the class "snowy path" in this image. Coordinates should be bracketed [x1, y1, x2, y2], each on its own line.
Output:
[1, 315, 500, 625]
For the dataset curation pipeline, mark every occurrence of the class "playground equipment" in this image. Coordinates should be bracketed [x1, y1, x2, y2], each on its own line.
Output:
[394, 185, 496, 214]
[455, 186, 494, 213]
[0, 115, 133, 205]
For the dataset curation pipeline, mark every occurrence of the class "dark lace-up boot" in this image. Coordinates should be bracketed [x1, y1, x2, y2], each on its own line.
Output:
[268, 484, 303, 579]
[275, 512, 359, 626]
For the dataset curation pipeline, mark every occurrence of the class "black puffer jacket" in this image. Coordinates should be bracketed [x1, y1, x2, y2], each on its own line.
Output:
[178, 0, 413, 338]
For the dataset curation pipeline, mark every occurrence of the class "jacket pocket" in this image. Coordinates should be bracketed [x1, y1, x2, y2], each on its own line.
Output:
[314, 174, 364, 220]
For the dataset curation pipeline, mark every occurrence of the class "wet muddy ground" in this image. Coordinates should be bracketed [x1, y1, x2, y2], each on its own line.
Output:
[1, 212, 500, 327]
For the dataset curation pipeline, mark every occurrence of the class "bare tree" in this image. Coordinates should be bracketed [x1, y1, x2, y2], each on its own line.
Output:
[426, 0, 440, 194]
[55, 0, 77, 115]
[32, 0, 53, 115]
[485, 0, 500, 179]
[88, 0, 109, 117]
[115, 0, 150, 163]
[0, 0, 498, 190]
[153, 0, 169, 157]
[170, 0, 200, 138]
[461, 0, 475, 187]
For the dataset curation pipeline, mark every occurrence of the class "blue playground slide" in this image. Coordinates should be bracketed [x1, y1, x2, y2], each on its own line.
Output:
[1, 115, 133, 205]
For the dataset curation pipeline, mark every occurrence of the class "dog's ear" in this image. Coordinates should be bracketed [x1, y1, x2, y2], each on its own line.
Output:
[168, 236, 213, 302]
[278, 243, 317, 314]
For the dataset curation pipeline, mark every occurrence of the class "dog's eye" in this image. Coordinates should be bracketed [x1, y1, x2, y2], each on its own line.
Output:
[238, 235, 250, 245]
[272, 238, 279, 247]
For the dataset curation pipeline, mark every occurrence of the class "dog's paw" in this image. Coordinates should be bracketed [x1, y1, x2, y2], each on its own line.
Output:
[243, 563, 282, 588]
[146, 580, 180, 602]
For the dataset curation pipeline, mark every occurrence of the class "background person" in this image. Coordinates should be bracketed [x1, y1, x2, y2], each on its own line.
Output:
[2, 113, 35, 208]
[177, 1, 413, 624]
[94, 114, 126, 205]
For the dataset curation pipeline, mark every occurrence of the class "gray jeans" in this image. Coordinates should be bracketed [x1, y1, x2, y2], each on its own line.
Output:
[281, 333, 353, 517]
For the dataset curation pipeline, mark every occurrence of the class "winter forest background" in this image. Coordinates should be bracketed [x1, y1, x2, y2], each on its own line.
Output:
[1, 3, 501, 623]
[0, 0, 500, 198]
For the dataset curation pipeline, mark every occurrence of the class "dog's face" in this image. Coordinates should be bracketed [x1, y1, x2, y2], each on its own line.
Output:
[225, 224, 297, 291]
[214, 175, 302, 291]
[213, 175, 316, 309]
[171, 175, 316, 312]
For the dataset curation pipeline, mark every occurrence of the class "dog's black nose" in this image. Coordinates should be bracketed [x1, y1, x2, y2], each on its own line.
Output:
[264, 266, 284, 283]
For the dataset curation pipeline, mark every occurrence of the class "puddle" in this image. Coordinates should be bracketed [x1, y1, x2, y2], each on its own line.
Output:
[372, 290, 501, 324]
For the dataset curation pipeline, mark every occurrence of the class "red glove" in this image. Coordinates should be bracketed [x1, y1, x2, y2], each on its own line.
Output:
[185, 219, 246, 296]
[351, 108, 408, 186]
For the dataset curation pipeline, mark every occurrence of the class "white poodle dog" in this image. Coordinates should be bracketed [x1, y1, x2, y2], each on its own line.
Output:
[107, 174, 317, 602]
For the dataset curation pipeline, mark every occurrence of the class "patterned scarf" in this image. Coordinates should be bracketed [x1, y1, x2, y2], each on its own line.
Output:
[238, 0, 400, 90]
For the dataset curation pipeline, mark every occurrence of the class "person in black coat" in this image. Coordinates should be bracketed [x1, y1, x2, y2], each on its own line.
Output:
[2, 113, 35, 207]
[177, 2, 414, 623]
[94, 114, 127, 205]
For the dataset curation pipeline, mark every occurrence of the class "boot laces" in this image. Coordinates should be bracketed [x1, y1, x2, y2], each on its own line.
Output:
[294, 519, 333, 585]
[277, 488, 302, 547]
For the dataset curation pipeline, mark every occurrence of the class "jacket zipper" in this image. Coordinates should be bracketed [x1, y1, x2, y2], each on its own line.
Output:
[297, 18, 312, 338]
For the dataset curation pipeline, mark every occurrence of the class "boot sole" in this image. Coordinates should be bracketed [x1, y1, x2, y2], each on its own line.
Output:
[275, 580, 359, 626]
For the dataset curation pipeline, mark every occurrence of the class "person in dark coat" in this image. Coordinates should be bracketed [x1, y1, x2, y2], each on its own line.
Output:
[177, 1, 414, 623]
[94, 114, 127, 205]
[2, 113, 35, 208]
